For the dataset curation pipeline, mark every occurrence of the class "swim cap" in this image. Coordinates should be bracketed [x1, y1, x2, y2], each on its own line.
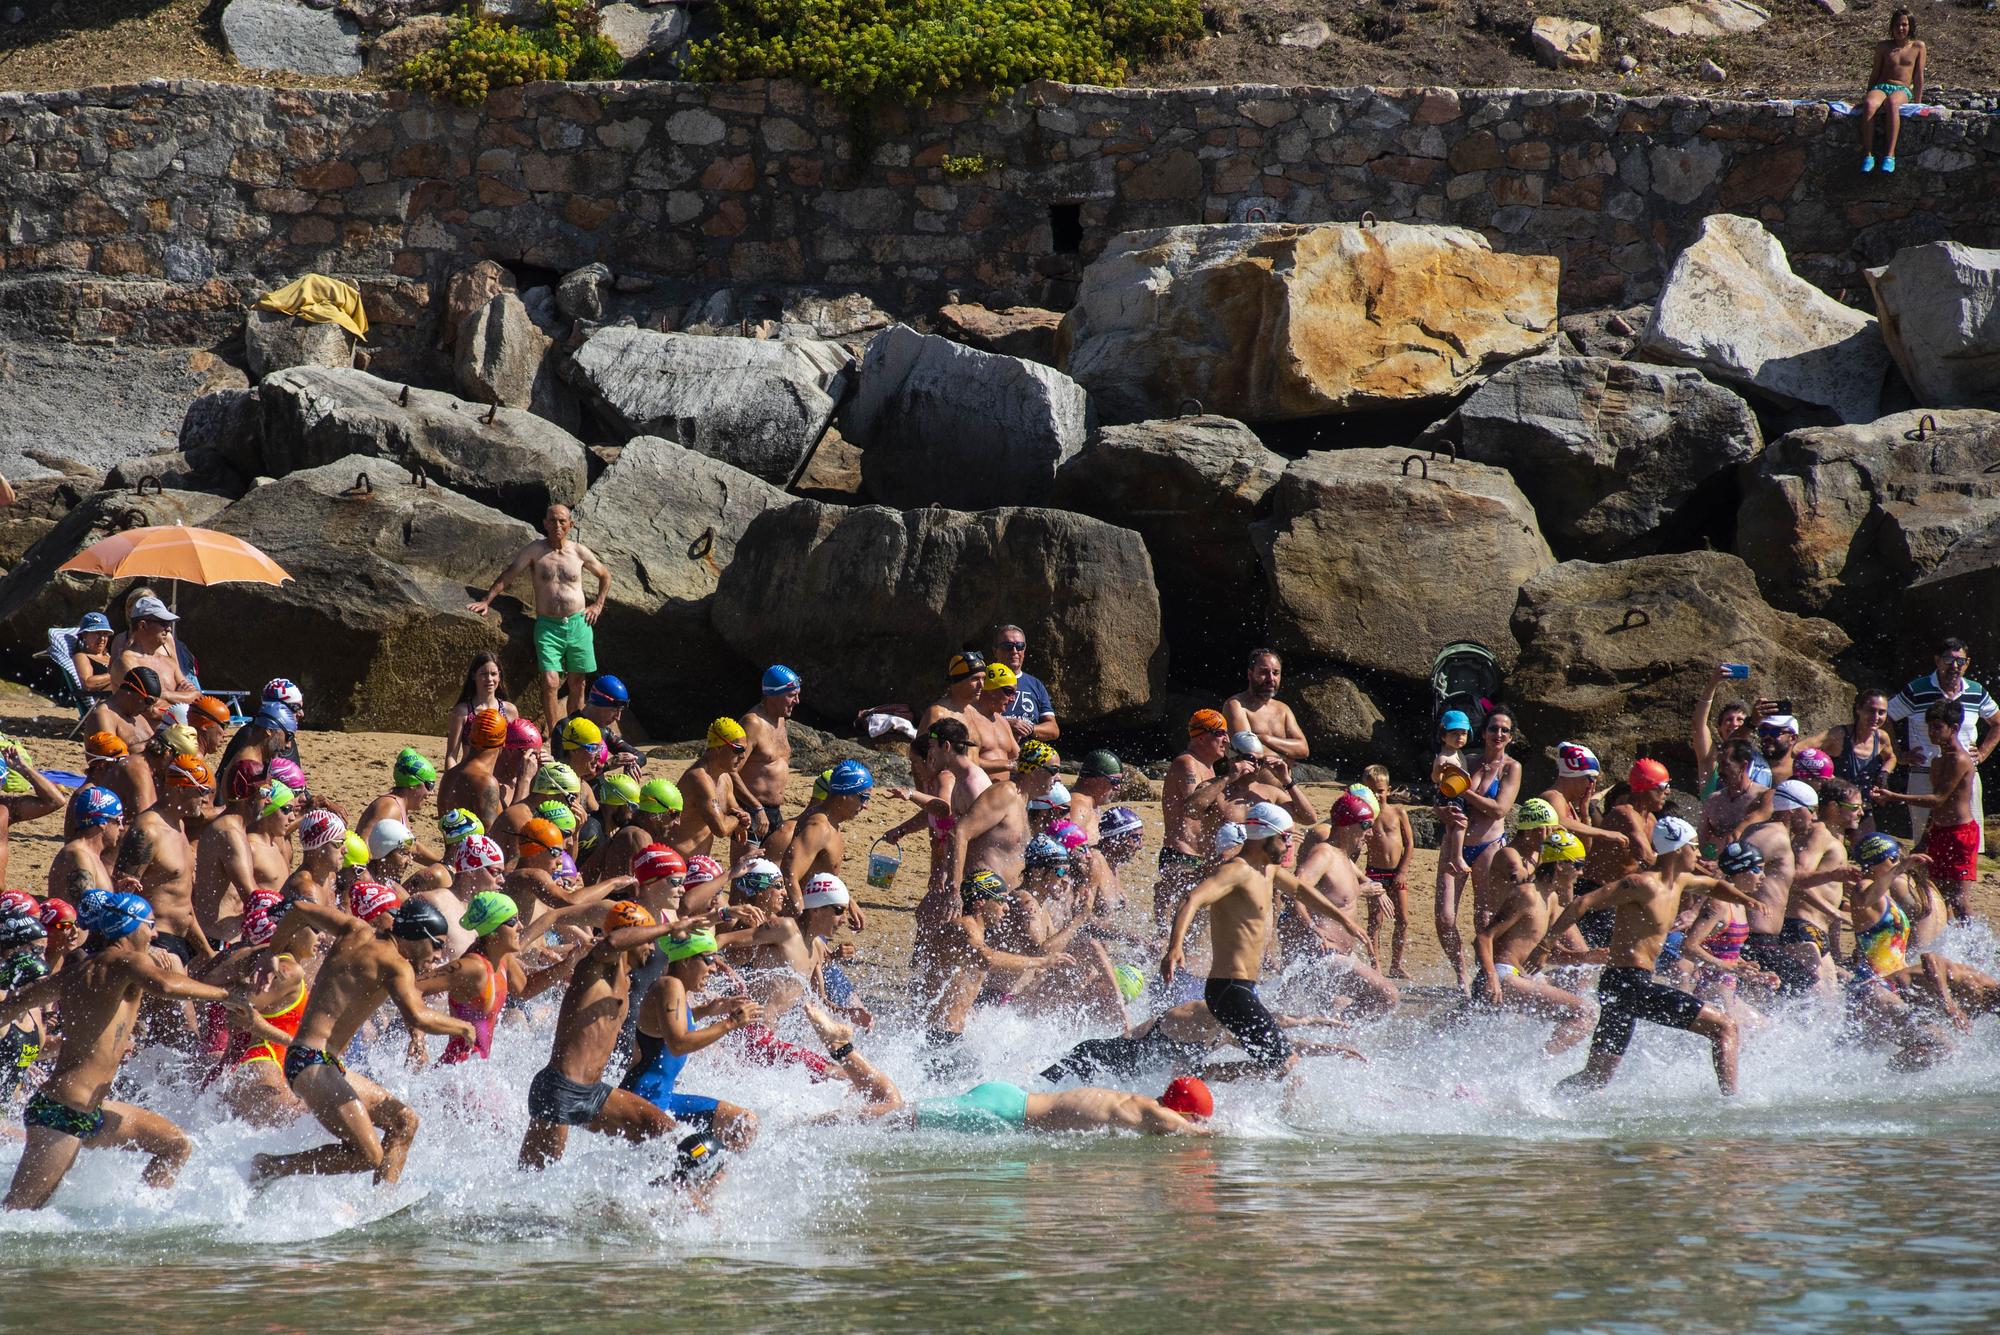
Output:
[451, 834, 505, 874]
[589, 742, 611, 770]
[599, 772, 642, 807]
[1078, 750, 1123, 780]
[156, 722, 200, 758]
[671, 1132, 727, 1185]
[946, 651, 986, 681]
[350, 881, 402, 922]
[36, 897, 76, 930]
[1770, 779, 1819, 812]
[1043, 820, 1084, 852]
[1542, 829, 1587, 863]
[84, 730, 128, 762]
[343, 831, 371, 868]
[0, 890, 37, 917]
[1651, 814, 1697, 854]
[1628, 758, 1671, 793]
[633, 844, 686, 885]
[559, 716, 603, 751]
[961, 869, 1011, 907]
[390, 899, 449, 944]
[258, 780, 297, 821]
[684, 855, 723, 887]
[394, 747, 439, 788]
[1015, 740, 1058, 774]
[439, 808, 484, 845]
[1556, 742, 1601, 778]
[732, 859, 781, 898]
[1099, 807, 1144, 841]
[226, 758, 266, 802]
[1243, 802, 1294, 839]
[811, 769, 833, 802]
[367, 817, 414, 859]
[240, 890, 286, 947]
[299, 808, 347, 853]
[190, 695, 232, 730]
[505, 718, 543, 752]
[1, 945, 48, 990]
[532, 762, 582, 796]
[268, 756, 308, 793]
[535, 800, 579, 833]
[165, 754, 214, 790]
[1187, 708, 1226, 737]
[77, 889, 152, 942]
[1514, 798, 1559, 830]
[638, 779, 683, 815]
[982, 663, 1018, 691]
[761, 665, 801, 695]
[520, 817, 566, 852]
[1024, 833, 1071, 869]
[263, 678, 304, 710]
[255, 701, 298, 735]
[1717, 840, 1765, 875]
[802, 873, 851, 909]
[706, 717, 746, 749]
[72, 785, 125, 828]
[1027, 780, 1072, 812]
[1330, 793, 1374, 827]
[827, 758, 874, 795]
[665, 928, 719, 964]
[121, 665, 162, 702]
[1160, 1076, 1214, 1119]
[1345, 783, 1380, 819]
[1793, 747, 1834, 781]
[460, 890, 519, 937]
[0, 908, 47, 953]
[465, 710, 507, 752]
[587, 675, 630, 707]
[1440, 710, 1472, 734]
[1854, 833, 1902, 868]
[1113, 963, 1146, 1001]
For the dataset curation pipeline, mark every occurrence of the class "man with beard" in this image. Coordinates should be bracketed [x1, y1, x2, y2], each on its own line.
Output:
[1224, 648, 1309, 761]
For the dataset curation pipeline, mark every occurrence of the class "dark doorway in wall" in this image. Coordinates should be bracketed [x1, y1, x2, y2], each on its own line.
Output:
[1049, 203, 1083, 255]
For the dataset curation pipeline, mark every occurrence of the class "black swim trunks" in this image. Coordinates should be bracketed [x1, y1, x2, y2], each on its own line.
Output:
[1572, 880, 1616, 949]
[1589, 965, 1707, 1058]
[1038, 1028, 1209, 1084]
[1204, 977, 1292, 1069]
[756, 804, 784, 837]
[1744, 930, 1819, 996]
[527, 1065, 613, 1126]
[282, 1045, 346, 1085]
[151, 932, 193, 965]
[24, 1089, 106, 1139]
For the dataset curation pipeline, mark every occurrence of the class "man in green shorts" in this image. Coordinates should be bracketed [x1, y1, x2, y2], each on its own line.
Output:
[466, 504, 611, 730]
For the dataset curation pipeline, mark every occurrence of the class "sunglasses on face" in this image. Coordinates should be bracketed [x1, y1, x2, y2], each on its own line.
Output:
[1943, 656, 1970, 666]
[1485, 724, 1512, 734]
[728, 742, 747, 753]
[1001, 641, 1027, 652]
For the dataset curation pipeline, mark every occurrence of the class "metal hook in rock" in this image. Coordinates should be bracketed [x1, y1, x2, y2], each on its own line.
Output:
[1360, 210, 1378, 228]
[1401, 455, 1428, 480]
[1245, 206, 1270, 223]
[688, 526, 715, 561]
[133, 475, 163, 498]
[1905, 413, 1938, 443]
[343, 472, 374, 498]
[1179, 397, 1204, 418]
[1615, 607, 1652, 631]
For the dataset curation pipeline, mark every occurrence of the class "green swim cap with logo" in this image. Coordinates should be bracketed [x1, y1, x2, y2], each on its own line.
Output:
[638, 779, 683, 815]
[535, 799, 578, 833]
[666, 929, 719, 964]
[459, 890, 519, 937]
[394, 748, 438, 789]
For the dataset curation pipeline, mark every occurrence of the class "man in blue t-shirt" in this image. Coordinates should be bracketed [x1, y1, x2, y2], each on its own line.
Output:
[990, 624, 1058, 743]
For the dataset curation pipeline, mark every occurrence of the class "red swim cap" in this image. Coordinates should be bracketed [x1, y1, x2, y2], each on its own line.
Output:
[1331, 793, 1374, 827]
[350, 881, 402, 922]
[1160, 1076, 1213, 1119]
[632, 843, 686, 885]
[1628, 758, 1671, 793]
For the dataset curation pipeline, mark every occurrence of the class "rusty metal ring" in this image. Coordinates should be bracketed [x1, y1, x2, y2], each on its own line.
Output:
[1904, 413, 1938, 443]
[1618, 608, 1651, 631]
[1179, 397, 1204, 418]
[1401, 455, 1428, 480]
[133, 475, 163, 498]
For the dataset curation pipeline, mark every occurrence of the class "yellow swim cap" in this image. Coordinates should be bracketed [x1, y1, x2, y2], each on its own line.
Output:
[1542, 829, 1587, 863]
[706, 717, 747, 749]
[982, 663, 1019, 691]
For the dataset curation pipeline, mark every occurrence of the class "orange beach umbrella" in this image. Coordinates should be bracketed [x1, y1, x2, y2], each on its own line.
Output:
[59, 525, 292, 589]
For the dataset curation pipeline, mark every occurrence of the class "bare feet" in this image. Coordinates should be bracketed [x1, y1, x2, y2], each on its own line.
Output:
[801, 1001, 854, 1051]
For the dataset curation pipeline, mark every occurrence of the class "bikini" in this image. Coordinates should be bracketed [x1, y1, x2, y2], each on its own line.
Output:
[1462, 774, 1506, 864]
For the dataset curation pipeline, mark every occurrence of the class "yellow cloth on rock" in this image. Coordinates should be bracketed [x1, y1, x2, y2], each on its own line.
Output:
[253, 274, 369, 340]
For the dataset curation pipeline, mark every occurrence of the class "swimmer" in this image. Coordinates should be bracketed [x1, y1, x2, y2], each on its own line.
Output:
[671, 718, 756, 860]
[436, 712, 507, 837]
[776, 759, 871, 917]
[1284, 796, 1398, 1020]
[1680, 842, 1778, 1020]
[1154, 710, 1230, 936]
[620, 927, 763, 1148]
[886, 718, 991, 942]
[48, 785, 127, 908]
[1357, 766, 1414, 977]
[1838, 834, 1955, 1069]
[192, 768, 294, 943]
[740, 665, 800, 840]
[417, 891, 586, 1064]
[0, 742, 68, 889]
[194, 892, 313, 1127]
[969, 663, 1024, 779]
[1471, 828, 1596, 1056]
[1040, 999, 1361, 1084]
[281, 807, 348, 910]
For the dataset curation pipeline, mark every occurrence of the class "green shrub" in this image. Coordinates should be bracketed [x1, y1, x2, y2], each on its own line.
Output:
[941, 152, 996, 178]
[398, 0, 624, 106]
[682, 0, 1205, 105]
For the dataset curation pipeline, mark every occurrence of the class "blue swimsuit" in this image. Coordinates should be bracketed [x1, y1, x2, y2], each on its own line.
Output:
[618, 1000, 721, 1129]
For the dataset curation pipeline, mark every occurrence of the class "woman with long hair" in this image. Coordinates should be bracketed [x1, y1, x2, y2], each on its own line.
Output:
[444, 652, 519, 769]
[1806, 688, 1898, 834]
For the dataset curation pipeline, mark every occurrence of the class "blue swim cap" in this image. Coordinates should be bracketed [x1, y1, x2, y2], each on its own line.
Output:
[587, 675, 629, 707]
[1440, 710, 1471, 734]
[255, 701, 298, 735]
[1025, 833, 1070, 869]
[762, 664, 802, 695]
[1855, 833, 1902, 868]
[827, 759, 873, 796]
[78, 889, 153, 942]
[73, 784, 125, 827]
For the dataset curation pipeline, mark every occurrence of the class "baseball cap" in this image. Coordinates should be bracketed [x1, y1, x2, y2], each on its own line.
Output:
[1758, 714, 1801, 736]
[129, 594, 179, 624]
[1440, 710, 1471, 734]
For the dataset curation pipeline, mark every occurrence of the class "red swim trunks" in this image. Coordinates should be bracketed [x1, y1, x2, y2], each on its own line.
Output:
[1921, 819, 1980, 883]
[736, 1023, 837, 1081]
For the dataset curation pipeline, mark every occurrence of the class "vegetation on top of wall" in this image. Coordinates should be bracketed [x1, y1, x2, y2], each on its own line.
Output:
[681, 0, 1205, 105]
[397, 0, 622, 106]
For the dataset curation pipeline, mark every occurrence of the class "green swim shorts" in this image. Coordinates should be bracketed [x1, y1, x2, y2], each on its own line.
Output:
[534, 612, 597, 675]
[915, 1080, 1029, 1133]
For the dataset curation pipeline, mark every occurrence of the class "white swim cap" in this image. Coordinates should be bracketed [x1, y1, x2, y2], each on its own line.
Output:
[1651, 814, 1697, 854]
[1771, 779, 1819, 812]
[367, 817, 414, 859]
[1243, 802, 1294, 839]
[802, 873, 850, 910]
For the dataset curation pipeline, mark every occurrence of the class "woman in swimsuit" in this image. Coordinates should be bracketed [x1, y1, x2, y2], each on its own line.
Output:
[443, 652, 519, 771]
[884, 720, 991, 947]
[419, 891, 585, 1064]
[193, 894, 313, 1126]
[1436, 709, 1520, 994]
[1859, 9, 1926, 174]
[1807, 689, 1898, 834]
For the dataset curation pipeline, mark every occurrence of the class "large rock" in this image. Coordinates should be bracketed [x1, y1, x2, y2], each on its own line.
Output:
[1734, 410, 2000, 635]
[1251, 449, 1554, 687]
[935, 303, 1063, 365]
[1531, 17, 1602, 68]
[441, 261, 516, 351]
[1864, 242, 2000, 410]
[2, 339, 243, 483]
[1639, 214, 1888, 424]
[845, 324, 1090, 509]
[0, 475, 94, 572]
[172, 459, 536, 732]
[1289, 669, 1413, 770]
[245, 308, 353, 381]
[569, 437, 789, 734]
[364, 14, 452, 72]
[454, 291, 580, 433]
[1638, 0, 1769, 36]
[1050, 415, 1285, 673]
[597, 2, 688, 61]
[1056, 221, 1559, 425]
[565, 327, 848, 485]
[221, 0, 364, 75]
[1432, 355, 1763, 560]
[1509, 552, 1851, 773]
[260, 367, 587, 522]
[178, 388, 265, 479]
[712, 503, 1164, 726]
[1905, 536, 2000, 679]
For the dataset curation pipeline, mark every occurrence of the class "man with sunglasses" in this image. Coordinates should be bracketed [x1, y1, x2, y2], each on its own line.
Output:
[82, 665, 167, 751]
[970, 662, 1024, 779]
[1887, 637, 1997, 851]
[1154, 710, 1232, 939]
[989, 624, 1060, 744]
[110, 595, 201, 708]
[776, 760, 872, 917]
[1223, 648, 1309, 762]
[114, 754, 218, 963]
[672, 717, 756, 861]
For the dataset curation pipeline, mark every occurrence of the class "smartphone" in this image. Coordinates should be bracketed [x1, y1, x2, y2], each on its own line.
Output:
[1721, 663, 1750, 679]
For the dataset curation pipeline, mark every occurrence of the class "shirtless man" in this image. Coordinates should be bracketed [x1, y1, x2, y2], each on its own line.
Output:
[0, 891, 263, 1210]
[1573, 761, 1668, 950]
[436, 713, 507, 836]
[114, 755, 216, 961]
[504, 818, 634, 927]
[969, 663, 1024, 779]
[1223, 648, 1309, 761]
[1469, 797, 1557, 944]
[1154, 710, 1231, 935]
[1067, 751, 1122, 844]
[1162, 803, 1368, 1080]
[285, 808, 348, 909]
[82, 730, 151, 820]
[1188, 735, 1315, 861]
[1858, 8, 1926, 173]
[1475, 830, 1597, 1056]
[776, 759, 870, 914]
[1758, 779, 1855, 993]
[672, 718, 754, 860]
[466, 503, 611, 728]
[193, 774, 297, 942]
[250, 899, 476, 1187]
[1541, 817, 1753, 1095]
[1041, 998, 1360, 1084]
[888, 720, 991, 952]
[717, 871, 858, 1077]
[952, 740, 1051, 892]
[1700, 740, 1772, 853]
[922, 867, 1074, 1057]
[740, 665, 800, 840]
[1285, 795, 1398, 1019]
[82, 666, 165, 750]
[1874, 701, 1982, 920]
[48, 786, 126, 907]
[108, 596, 199, 707]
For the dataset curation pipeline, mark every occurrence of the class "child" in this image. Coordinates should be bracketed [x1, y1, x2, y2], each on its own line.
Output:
[1431, 710, 1473, 878]
[1859, 8, 1925, 174]
[1360, 765, 1413, 979]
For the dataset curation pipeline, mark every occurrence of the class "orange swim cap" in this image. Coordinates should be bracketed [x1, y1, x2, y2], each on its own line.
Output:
[520, 816, 566, 852]
[1187, 709, 1227, 738]
[467, 708, 508, 751]
[190, 696, 233, 730]
[84, 731, 128, 761]
[604, 899, 656, 932]
[165, 754, 214, 790]
[1629, 758, 1671, 793]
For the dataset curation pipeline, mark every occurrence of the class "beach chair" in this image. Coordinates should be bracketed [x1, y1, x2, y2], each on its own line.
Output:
[33, 626, 106, 737]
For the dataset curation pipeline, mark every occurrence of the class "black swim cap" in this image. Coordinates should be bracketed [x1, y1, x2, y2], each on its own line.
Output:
[672, 1132, 727, 1184]
[390, 899, 449, 943]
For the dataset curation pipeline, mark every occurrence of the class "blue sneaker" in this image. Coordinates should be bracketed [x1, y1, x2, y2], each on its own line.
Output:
[1861, 154, 1876, 172]
[1883, 156, 1897, 173]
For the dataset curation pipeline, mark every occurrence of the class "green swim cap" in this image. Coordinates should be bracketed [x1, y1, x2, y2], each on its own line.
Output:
[638, 778, 683, 815]
[342, 830, 370, 867]
[532, 762, 581, 796]
[459, 890, 519, 937]
[260, 780, 296, 818]
[600, 772, 642, 807]
[811, 768, 833, 801]
[1113, 963, 1146, 1002]
[394, 748, 438, 789]
[439, 808, 485, 844]
[536, 799, 578, 833]
[665, 929, 718, 964]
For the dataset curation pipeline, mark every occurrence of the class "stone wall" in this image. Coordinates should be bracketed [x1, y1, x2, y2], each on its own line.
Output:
[3, 77, 1997, 367]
